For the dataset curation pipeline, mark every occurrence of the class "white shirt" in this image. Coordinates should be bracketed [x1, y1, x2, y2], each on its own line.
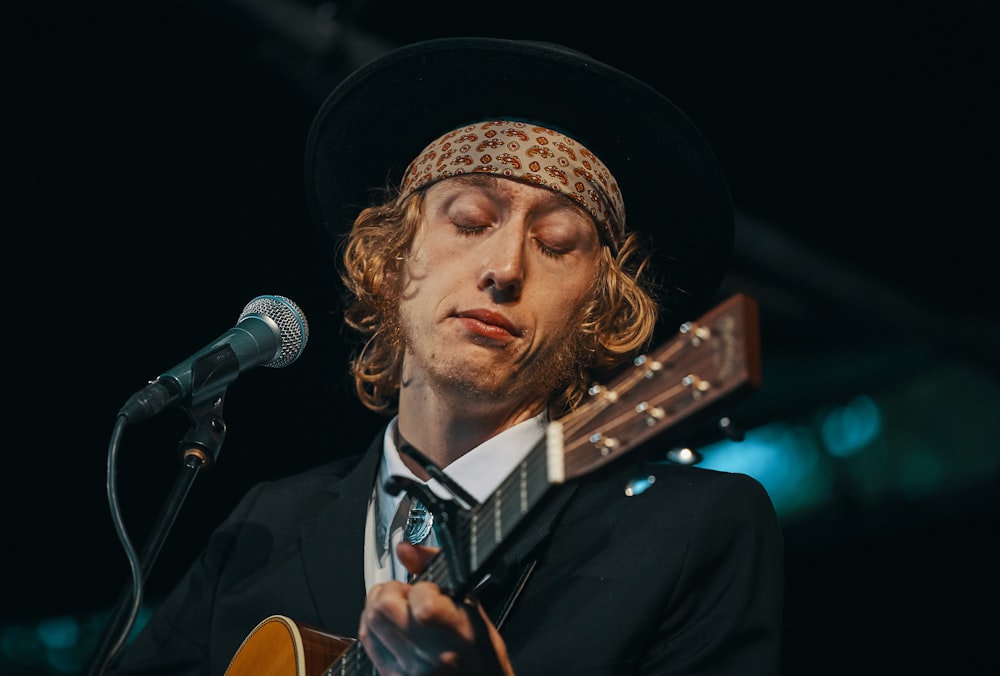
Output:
[363, 413, 548, 590]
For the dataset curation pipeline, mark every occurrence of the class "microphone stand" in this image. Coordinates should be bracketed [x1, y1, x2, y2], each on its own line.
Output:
[83, 394, 228, 676]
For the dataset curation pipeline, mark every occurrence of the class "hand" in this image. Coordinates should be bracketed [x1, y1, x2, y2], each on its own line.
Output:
[357, 542, 515, 676]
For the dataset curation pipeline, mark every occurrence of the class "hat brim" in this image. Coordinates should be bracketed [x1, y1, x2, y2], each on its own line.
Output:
[305, 37, 733, 324]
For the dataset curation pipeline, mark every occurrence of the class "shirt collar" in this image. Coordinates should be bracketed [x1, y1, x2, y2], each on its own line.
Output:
[381, 411, 549, 503]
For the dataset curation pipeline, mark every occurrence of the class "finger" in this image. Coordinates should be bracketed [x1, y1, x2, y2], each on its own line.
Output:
[361, 583, 448, 675]
[359, 582, 412, 648]
[358, 583, 416, 674]
[363, 627, 439, 676]
[366, 580, 412, 620]
[357, 622, 400, 676]
[406, 581, 467, 629]
[397, 541, 440, 576]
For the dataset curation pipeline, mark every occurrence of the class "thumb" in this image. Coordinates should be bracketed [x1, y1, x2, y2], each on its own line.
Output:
[397, 541, 440, 576]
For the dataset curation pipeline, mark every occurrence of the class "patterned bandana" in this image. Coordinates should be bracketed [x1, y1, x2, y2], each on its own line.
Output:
[398, 120, 626, 251]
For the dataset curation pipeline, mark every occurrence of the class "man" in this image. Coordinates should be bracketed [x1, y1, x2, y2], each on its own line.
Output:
[107, 37, 783, 675]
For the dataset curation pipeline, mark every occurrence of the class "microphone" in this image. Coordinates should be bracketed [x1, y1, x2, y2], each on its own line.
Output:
[118, 295, 309, 424]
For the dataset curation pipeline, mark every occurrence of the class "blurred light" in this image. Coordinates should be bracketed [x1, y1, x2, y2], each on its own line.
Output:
[625, 474, 656, 496]
[36, 616, 79, 650]
[819, 394, 882, 457]
[666, 447, 701, 465]
[899, 449, 946, 498]
[1, 624, 38, 663]
[698, 422, 827, 517]
[0, 604, 157, 675]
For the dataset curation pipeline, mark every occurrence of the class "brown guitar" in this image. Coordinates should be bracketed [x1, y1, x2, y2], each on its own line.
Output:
[226, 293, 762, 676]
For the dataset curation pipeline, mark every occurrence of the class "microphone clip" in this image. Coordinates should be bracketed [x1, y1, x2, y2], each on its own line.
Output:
[175, 391, 228, 469]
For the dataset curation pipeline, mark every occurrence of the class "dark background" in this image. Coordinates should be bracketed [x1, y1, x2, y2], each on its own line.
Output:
[7, 1, 999, 674]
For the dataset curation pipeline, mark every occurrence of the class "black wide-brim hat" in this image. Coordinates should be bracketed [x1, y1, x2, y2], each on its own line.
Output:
[304, 37, 733, 325]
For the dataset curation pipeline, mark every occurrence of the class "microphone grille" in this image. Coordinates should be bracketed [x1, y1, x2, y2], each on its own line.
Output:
[238, 295, 310, 367]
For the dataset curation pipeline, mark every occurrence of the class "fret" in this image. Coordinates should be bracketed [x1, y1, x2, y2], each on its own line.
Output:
[493, 489, 502, 542]
[545, 420, 565, 483]
[470, 508, 479, 570]
[517, 462, 528, 512]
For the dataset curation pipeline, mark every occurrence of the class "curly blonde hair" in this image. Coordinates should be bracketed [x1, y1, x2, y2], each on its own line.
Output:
[337, 186, 660, 418]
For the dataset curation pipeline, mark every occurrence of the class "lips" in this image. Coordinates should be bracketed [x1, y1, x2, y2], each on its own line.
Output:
[454, 309, 520, 342]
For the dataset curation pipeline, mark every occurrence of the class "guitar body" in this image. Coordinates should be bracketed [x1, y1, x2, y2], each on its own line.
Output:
[225, 615, 354, 676]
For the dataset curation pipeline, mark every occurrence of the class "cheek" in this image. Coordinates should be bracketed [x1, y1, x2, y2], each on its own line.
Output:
[401, 246, 462, 304]
[535, 282, 591, 327]
[408, 237, 477, 286]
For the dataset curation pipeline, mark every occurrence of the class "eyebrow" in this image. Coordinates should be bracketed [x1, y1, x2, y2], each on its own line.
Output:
[431, 174, 596, 225]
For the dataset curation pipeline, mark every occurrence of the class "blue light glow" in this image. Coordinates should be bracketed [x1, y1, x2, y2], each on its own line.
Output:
[819, 394, 882, 457]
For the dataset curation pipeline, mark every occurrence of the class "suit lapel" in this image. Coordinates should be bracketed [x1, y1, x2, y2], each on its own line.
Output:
[298, 433, 383, 633]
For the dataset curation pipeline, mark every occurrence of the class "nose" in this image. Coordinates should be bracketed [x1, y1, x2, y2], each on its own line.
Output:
[477, 227, 525, 300]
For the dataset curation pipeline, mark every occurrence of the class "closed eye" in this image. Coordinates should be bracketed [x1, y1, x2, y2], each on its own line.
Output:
[455, 223, 490, 235]
[535, 239, 566, 259]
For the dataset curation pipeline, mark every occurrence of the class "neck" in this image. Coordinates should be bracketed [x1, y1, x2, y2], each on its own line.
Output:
[396, 386, 545, 476]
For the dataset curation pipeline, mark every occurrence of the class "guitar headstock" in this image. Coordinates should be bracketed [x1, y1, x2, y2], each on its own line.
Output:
[553, 293, 761, 482]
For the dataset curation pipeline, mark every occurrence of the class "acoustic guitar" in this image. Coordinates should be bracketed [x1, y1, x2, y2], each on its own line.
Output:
[226, 293, 762, 676]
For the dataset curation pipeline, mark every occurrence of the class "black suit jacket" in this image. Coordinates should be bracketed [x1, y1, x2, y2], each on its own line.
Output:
[108, 429, 784, 675]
